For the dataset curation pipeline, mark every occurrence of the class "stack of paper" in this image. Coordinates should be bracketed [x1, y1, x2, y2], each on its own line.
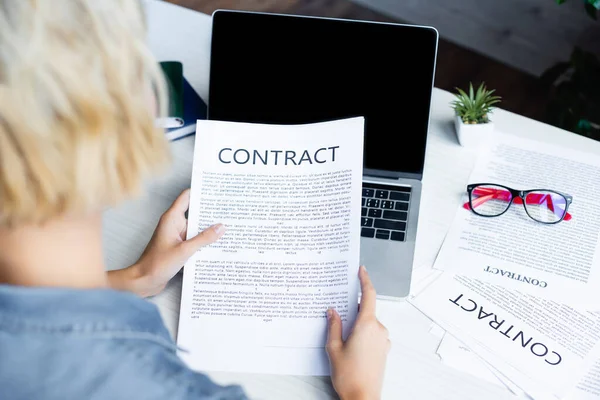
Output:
[408, 133, 600, 400]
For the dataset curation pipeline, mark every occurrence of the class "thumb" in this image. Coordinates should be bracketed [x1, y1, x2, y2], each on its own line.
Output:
[326, 308, 344, 357]
[178, 223, 226, 258]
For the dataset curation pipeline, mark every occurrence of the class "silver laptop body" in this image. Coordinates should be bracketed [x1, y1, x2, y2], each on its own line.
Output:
[360, 173, 423, 300]
[207, 9, 438, 300]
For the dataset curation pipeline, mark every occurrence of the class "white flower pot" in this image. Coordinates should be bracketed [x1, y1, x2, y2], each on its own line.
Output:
[455, 115, 494, 148]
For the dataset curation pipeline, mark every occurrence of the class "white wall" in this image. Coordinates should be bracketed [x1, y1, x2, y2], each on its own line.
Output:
[350, 0, 600, 76]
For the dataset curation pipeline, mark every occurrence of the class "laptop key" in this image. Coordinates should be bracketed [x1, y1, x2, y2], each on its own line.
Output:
[383, 210, 408, 221]
[391, 231, 405, 241]
[390, 192, 410, 201]
[374, 219, 406, 231]
[362, 198, 366, 207]
[381, 200, 394, 209]
[375, 229, 390, 240]
[368, 209, 382, 218]
[361, 228, 375, 238]
[362, 207, 368, 217]
[363, 188, 374, 197]
[361, 218, 374, 227]
[395, 201, 409, 211]
[366, 199, 380, 208]
[375, 190, 388, 199]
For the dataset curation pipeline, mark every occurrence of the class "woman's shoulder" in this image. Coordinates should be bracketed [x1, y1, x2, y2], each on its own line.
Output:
[0, 285, 249, 400]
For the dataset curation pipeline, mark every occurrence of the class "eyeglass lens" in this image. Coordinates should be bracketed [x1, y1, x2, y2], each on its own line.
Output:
[470, 185, 513, 217]
[523, 191, 567, 223]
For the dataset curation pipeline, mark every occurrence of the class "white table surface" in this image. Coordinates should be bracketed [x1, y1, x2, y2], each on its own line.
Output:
[102, 1, 600, 399]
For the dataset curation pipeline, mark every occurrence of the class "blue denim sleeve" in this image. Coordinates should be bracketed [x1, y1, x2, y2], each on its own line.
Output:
[0, 286, 250, 400]
[101, 338, 250, 400]
[0, 334, 249, 400]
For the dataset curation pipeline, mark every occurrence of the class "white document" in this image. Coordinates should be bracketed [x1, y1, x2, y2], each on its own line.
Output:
[447, 320, 600, 400]
[410, 267, 443, 297]
[177, 117, 365, 375]
[409, 273, 600, 398]
[412, 126, 480, 272]
[572, 359, 600, 400]
[442, 326, 559, 400]
[436, 333, 513, 389]
[565, 343, 600, 400]
[433, 133, 600, 306]
[376, 300, 515, 400]
[429, 323, 446, 339]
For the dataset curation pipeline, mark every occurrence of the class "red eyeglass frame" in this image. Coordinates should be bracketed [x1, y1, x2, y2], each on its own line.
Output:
[463, 184, 573, 223]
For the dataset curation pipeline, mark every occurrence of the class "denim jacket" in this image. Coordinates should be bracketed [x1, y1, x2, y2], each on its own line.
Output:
[0, 285, 249, 400]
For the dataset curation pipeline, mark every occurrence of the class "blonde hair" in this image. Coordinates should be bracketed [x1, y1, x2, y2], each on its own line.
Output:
[0, 0, 170, 228]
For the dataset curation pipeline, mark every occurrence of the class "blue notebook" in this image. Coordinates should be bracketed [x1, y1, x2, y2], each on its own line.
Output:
[165, 77, 207, 141]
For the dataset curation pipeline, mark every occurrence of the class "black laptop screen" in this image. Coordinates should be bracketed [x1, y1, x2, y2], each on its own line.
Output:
[208, 11, 438, 176]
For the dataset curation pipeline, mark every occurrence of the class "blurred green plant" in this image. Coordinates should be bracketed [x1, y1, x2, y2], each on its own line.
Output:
[451, 82, 501, 125]
[554, 0, 599, 20]
[541, 48, 600, 139]
[541, 0, 600, 139]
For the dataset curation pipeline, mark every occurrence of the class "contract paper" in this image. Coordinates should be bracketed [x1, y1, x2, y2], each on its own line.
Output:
[566, 342, 600, 400]
[435, 333, 513, 390]
[409, 273, 600, 398]
[433, 133, 600, 306]
[177, 118, 364, 375]
[438, 332, 600, 400]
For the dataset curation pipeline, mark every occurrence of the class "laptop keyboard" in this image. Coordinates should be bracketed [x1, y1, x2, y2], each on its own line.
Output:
[361, 182, 411, 241]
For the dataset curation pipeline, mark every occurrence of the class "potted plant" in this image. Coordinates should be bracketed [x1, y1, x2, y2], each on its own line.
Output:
[451, 82, 502, 148]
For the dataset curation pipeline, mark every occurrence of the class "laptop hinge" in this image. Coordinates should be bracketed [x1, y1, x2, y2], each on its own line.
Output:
[363, 168, 422, 181]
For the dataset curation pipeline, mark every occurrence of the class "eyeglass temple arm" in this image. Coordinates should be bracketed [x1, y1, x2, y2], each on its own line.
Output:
[462, 188, 572, 221]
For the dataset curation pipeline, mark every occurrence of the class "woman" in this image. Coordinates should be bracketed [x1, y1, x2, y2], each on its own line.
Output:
[0, 1, 390, 399]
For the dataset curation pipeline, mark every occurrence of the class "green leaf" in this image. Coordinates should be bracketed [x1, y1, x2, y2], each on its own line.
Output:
[578, 119, 593, 133]
[456, 87, 468, 99]
[476, 83, 484, 100]
[585, 2, 598, 18]
[587, 0, 600, 10]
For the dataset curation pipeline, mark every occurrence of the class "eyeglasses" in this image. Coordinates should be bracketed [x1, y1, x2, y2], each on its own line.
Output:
[463, 183, 573, 224]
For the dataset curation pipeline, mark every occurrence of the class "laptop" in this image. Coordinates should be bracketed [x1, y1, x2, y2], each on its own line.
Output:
[207, 10, 439, 299]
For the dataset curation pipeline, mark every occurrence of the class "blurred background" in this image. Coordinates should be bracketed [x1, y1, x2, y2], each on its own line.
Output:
[165, 0, 600, 140]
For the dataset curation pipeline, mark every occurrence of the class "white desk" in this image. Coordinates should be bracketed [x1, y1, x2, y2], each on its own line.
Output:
[102, 1, 600, 399]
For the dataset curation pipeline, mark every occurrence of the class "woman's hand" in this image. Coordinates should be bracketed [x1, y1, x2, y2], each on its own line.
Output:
[326, 266, 390, 400]
[108, 189, 225, 297]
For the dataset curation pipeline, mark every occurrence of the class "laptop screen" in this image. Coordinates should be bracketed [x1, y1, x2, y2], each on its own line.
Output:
[208, 11, 438, 177]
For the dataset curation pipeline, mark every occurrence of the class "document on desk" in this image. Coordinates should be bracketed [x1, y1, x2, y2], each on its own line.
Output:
[176, 118, 364, 376]
[433, 133, 600, 306]
[409, 273, 600, 398]
[435, 333, 514, 390]
[571, 359, 600, 400]
[436, 330, 600, 399]
[437, 323, 600, 400]
[411, 124, 480, 272]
